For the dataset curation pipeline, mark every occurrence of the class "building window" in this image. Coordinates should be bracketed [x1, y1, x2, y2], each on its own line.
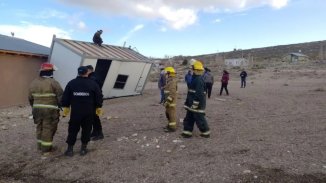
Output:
[113, 74, 128, 89]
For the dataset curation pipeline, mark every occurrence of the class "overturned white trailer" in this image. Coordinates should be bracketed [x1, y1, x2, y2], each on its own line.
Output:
[49, 37, 152, 98]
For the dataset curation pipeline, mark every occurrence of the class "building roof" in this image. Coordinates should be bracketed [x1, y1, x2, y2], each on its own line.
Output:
[55, 38, 151, 62]
[0, 34, 50, 56]
[290, 52, 308, 57]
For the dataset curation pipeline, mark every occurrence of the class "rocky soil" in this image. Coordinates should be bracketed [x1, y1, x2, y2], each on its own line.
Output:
[1, 67, 326, 183]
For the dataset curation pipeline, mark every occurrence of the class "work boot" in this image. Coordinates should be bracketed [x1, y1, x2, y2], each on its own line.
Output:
[200, 134, 210, 138]
[92, 132, 104, 141]
[80, 144, 88, 156]
[90, 131, 97, 138]
[164, 127, 176, 133]
[64, 145, 74, 157]
[181, 133, 192, 138]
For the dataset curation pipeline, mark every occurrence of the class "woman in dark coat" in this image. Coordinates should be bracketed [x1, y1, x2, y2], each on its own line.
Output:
[220, 70, 229, 96]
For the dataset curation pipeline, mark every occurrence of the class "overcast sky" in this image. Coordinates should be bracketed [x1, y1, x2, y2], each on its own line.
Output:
[0, 0, 325, 58]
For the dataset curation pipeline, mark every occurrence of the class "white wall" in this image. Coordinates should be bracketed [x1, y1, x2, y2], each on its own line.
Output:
[51, 42, 82, 88]
[102, 61, 148, 98]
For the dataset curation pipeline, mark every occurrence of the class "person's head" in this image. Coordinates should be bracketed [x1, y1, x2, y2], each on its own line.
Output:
[39, 62, 57, 77]
[188, 70, 192, 74]
[192, 60, 204, 75]
[164, 66, 176, 77]
[86, 65, 94, 75]
[78, 66, 89, 77]
[223, 70, 228, 74]
[98, 30, 103, 34]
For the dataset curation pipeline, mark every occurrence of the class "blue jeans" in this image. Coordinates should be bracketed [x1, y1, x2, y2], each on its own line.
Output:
[160, 89, 165, 103]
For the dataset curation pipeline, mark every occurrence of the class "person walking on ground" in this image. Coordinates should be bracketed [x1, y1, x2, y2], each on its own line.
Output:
[220, 70, 229, 96]
[203, 68, 214, 98]
[28, 63, 63, 153]
[86, 65, 104, 141]
[162, 67, 178, 132]
[184, 70, 192, 89]
[93, 30, 103, 46]
[61, 66, 103, 157]
[182, 60, 210, 138]
[240, 69, 247, 88]
[158, 66, 166, 104]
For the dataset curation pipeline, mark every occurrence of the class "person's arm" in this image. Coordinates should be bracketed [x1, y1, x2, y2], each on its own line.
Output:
[61, 84, 71, 107]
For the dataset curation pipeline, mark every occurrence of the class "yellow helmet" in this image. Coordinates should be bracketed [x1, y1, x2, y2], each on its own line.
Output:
[164, 66, 176, 74]
[193, 61, 204, 71]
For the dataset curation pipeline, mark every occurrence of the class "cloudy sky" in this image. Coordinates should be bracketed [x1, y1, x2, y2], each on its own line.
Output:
[0, 0, 325, 58]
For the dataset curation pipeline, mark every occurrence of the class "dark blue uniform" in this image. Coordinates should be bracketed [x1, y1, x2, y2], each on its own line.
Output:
[88, 72, 104, 139]
[62, 76, 103, 146]
[182, 75, 210, 137]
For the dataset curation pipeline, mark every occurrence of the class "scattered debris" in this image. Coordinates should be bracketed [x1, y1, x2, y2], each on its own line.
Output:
[243, 170, 251, 174]
[180, 145, 186, 148]
[215, 98, 226, 101]
[1, 125, 8, 130]
[172, 139, 183, 143]
[131, 133, 138, 137]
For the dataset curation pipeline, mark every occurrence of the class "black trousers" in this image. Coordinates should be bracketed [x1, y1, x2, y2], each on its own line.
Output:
[91, 115, 103, 136]
[220, 83, 229, 95]
[241, 78, 246, 88]
[66, 115, 93, 146]
[205, 82, 213, 98]
[183, 111, 209, 133]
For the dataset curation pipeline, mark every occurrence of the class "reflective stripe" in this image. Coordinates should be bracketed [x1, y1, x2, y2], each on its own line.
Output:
[182, 131, 192, 135]
[193, 101, 199, 105]
[33, 104, 59, 109]
[164, 90, 170, 94]
[184, 105, 205, 113]
[168, 103, 176, 107]
[32, 93, 56, 97]
[201, 131, 210, 135]
[188, 89, 196, 93]
[167, 96, 173, 101]
[41, 141, 52, 146]
[37, 139, 42, 143]
[168, 122, 177, 126]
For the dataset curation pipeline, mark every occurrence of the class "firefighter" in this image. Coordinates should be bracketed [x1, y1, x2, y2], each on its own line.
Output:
[61, 66, 103, 156]
[182, 60, 210, 138]
[28, 63, 63, 153]
[162, 66, 178, 132]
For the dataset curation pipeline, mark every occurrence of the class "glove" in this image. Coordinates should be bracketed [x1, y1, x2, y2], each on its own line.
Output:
[163, 101, 170, 107]
[96, 108, 103, 116]
[62, 107, 70, 117]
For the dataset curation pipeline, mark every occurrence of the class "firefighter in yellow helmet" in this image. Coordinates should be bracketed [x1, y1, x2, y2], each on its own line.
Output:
[162, 66, 178, 132]
[28, 63, 63, 153]
[182, 60, 210, 138]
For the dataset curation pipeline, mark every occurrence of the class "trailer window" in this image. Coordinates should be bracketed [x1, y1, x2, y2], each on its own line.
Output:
[114, 74, 128, 89]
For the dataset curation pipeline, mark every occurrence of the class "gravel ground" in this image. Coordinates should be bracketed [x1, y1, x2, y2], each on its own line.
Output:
[0, 68, 326, 183]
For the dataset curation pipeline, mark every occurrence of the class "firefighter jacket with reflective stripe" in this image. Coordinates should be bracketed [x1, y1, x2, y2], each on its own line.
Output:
[61, 77, 103, 119]
[164, 77, 177, 105]
[28, 77, 63, 109]
[184, 75, 206, 113]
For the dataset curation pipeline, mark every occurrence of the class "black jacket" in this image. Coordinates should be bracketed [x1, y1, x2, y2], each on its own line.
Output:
[61, 77, 103, 120]
[93, 31, 103, 45]
[184, 75, 206, 113]
[88, 72, 103, 89]
[240, 71, 247, 78]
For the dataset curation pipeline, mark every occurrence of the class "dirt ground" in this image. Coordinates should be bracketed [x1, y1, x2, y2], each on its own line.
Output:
[1, 66, 326, 183]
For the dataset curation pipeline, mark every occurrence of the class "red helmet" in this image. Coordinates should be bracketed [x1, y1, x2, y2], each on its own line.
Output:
[40, 63, 57, 71]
